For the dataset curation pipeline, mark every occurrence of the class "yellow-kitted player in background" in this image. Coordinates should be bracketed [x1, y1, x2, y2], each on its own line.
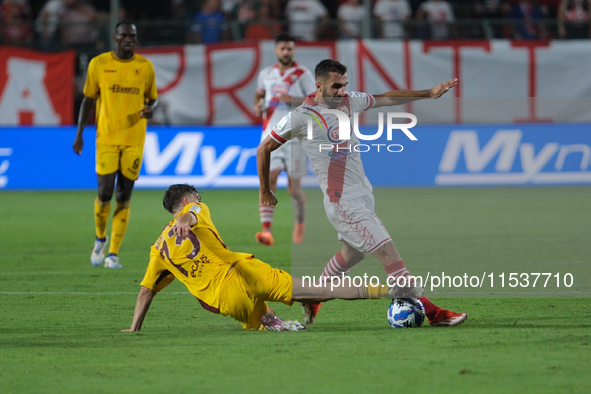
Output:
[73, 21, 158, 269]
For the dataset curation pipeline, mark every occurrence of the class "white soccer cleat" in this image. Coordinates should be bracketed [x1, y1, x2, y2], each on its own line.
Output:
[261, 314, 307, 331]
[104, 254, 122, 269]
[90, 237, 107, 267]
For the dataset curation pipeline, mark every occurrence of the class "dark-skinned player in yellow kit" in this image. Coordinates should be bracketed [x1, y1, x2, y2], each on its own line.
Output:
[73, 21, 158, 269]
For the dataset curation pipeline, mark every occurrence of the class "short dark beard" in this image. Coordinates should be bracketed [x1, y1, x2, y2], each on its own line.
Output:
[322, 89, 342, 108]
[278, 57, 292, 66]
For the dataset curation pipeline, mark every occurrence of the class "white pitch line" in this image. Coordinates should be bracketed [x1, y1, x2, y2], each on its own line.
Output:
[0, 291, 191, 295]
[427, 291, 591, 295]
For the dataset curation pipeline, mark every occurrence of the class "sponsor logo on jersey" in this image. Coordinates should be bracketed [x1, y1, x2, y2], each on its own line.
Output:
[109, 85, 140, 94]
[271, 83, 289, 96]
[276, 116, 287, 130]
[327, 125, 344, 144]
[104, 69, 117, 73]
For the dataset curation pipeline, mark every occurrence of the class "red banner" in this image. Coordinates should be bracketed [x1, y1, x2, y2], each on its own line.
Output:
[0, 46, 75, 125]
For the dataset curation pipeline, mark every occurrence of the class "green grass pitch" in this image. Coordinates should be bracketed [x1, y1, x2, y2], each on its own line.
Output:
[0, 187, 590, 394]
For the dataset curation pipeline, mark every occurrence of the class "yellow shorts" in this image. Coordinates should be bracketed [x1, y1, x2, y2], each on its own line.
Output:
[219, 258, 293, 330]
[96, 144, 143, 180]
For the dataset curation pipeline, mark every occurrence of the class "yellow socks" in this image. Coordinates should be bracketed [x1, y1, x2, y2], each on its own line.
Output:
[109, 201, 130, 255]
[94, 197, 110, 240]
[359, 284, 390, 299]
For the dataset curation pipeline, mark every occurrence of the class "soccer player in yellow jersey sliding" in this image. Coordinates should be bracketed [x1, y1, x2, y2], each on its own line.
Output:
[122, 184, 422, 332]
[73, 21, 158, 269]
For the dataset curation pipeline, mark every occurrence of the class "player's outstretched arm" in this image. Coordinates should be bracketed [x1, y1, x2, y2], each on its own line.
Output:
[372, 78, 458, 108]
[257, 136, 282, 206]
[72, 95, 95, 155]
[172, 212, 198, 240]
[121, 286, 156, 332]
[140, 99, 158, 119]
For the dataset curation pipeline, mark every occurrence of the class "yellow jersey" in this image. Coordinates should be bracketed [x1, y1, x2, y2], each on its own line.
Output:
[83, 51, 158, 146]
[141, 202, 252, 313]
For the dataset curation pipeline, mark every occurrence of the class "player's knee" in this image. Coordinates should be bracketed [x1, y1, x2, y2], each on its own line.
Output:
[97, 188, 114, 202]
[350, 251, 365, 265]
[373, 241, 400, 262]
[116, 182, 134, 201]
[116, 189, 133, 202]
[342, 243, 365, 264]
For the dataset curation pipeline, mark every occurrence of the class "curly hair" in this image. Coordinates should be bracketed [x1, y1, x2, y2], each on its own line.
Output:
[162, 184, 201, 213]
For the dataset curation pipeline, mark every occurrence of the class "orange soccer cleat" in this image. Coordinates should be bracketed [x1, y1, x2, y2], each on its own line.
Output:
[255, 231, 274, 246]
[428, 309, 468, 327]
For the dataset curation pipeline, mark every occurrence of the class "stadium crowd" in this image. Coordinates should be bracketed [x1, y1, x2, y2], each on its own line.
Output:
[1, 0, 589, 48]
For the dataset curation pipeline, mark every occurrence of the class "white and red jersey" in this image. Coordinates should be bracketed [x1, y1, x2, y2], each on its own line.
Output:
[256, 61, 316, 140]
[270, 92, 376, 203]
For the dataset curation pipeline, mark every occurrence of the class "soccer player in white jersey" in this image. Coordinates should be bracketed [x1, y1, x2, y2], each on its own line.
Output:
[253, 33, 316, 246]
[257, 59, 468, 327]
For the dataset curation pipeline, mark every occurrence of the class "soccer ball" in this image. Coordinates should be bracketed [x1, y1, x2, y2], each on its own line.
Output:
[387, 298, 425, 328]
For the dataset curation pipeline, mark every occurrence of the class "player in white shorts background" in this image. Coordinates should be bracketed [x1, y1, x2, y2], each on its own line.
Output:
[257, 59, 468, 327]
[253, 33, 316, 246]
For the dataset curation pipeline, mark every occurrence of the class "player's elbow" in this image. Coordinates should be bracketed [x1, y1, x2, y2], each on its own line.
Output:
[256, 143, 269, 160]
[81, 95, 95, 107]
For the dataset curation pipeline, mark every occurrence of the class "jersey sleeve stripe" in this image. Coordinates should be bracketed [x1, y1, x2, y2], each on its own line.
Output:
[270, 130, 287, 144]
[188, 211, 199, 223]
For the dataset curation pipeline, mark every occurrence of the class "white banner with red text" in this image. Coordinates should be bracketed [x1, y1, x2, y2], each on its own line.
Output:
[1, 41, 589, 126]
[138, 40, 591, 126]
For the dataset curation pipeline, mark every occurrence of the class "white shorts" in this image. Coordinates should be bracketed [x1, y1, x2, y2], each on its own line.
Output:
[270, 139, 307, 179]
[323, 193, 392, 254]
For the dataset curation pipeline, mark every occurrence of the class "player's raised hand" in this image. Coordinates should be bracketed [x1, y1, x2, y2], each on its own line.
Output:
[140, 105, 153, 119]
[259, 190, 278, 207]
[72, 136, 84, 155]
[429, 78, 458, 99]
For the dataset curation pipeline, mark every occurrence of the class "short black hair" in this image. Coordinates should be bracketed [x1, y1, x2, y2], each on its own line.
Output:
[275, 33, 295, 44]
[163, 184, 201, 214]
[115, 20, 136, 31]
[315, 59, 347, 81]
